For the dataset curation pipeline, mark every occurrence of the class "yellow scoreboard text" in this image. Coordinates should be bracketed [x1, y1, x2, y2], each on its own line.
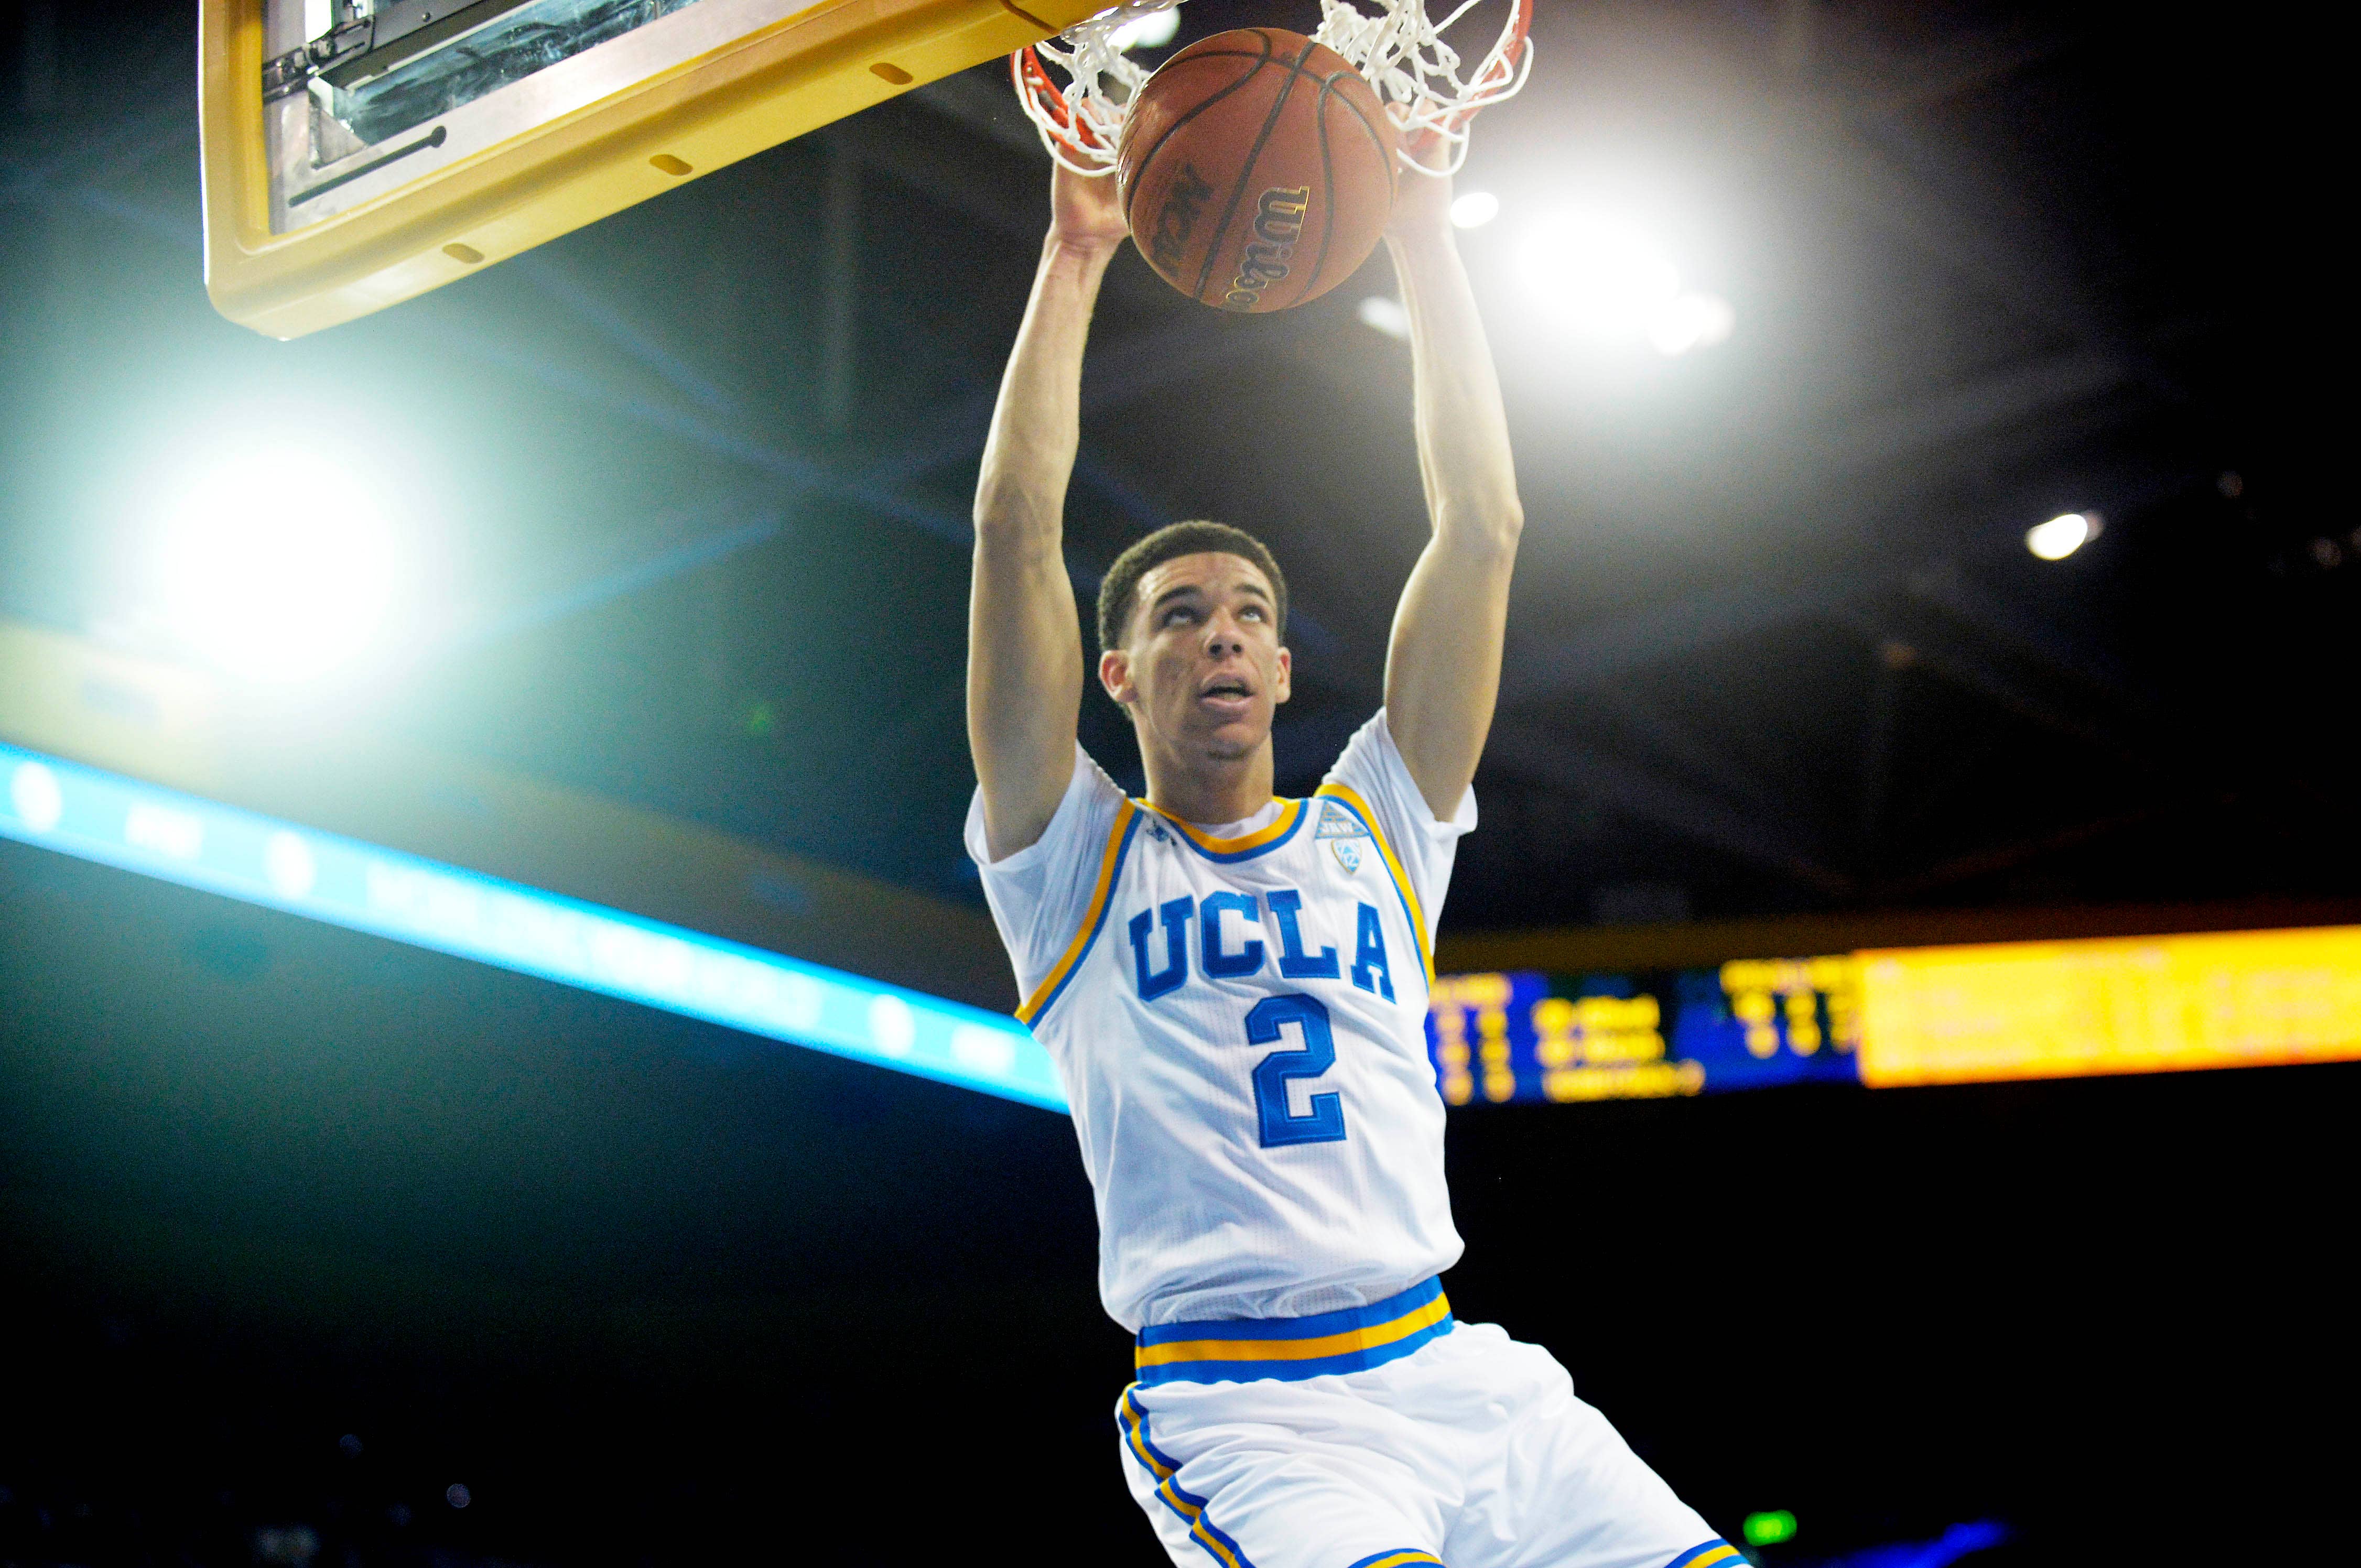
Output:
[1855, 925, 2361, 1087]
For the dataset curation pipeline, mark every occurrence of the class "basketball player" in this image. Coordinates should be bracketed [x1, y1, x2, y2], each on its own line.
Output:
[965, 155, 1739, 1568]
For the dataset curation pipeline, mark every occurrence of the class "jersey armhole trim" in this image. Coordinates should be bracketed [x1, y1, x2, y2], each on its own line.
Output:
[1015, 800, 1142, 1029]
[1312, 782, 1433, 986]
[1134, 795, 1307, 861]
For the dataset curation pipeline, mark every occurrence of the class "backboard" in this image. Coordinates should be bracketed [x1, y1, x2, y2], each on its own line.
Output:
[200, 0, 1103, 338]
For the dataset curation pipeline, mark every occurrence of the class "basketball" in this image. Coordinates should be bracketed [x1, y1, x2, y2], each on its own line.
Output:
[1117, 28, 1401, 313]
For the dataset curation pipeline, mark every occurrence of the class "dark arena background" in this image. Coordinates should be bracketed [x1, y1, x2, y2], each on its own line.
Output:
[1, 3, 2350, 1566]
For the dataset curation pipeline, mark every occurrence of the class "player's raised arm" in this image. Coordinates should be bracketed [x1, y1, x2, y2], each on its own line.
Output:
[1380, 153, 1526, 824]
[968, 166, 1128, 861]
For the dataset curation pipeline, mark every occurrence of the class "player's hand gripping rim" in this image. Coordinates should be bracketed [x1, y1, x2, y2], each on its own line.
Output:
[1384, 127, 1457, 247]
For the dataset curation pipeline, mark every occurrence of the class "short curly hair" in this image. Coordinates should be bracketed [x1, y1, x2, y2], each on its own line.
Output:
[1095, 521, 1290, 655]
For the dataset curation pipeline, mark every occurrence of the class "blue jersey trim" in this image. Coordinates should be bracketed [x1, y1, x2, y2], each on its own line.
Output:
[1134, 1277, 1455, 1386]
[1306, 788, 1431, 987]
[1137, 1277, 1445, 1346]
[1190, 1509, 1257, 1568]
[1022, 806, 1143, 1030]
[1120, 1385, 1185, 1477]
[1137, 796, 1310, 863]
[1133, 1319, 1454, 1387]
[1665, 1542, 1743, 1568]
[1118, 1385, 1258, 1568]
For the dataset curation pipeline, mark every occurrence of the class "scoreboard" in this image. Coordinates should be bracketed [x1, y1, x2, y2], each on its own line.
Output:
[1427, 926, 2361, 1104]
[1855, 925, 2361, 1086]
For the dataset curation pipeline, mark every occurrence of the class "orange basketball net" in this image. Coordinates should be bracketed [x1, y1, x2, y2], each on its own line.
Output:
[1012, 0, 1533, 179]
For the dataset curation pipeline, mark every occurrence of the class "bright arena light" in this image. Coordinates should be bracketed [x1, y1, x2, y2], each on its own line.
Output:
[1111, 5, 1180, 50]
[1519, 211, 1677, 338]
[144, 445, 408, 683]
[1517, 210, 1735, 355]
[1449, 191, 1500, 230]
[9, 761, 63, 834]
[1357, 295, 1412, 340]
[1647, 290, 1736, 356]
[2027, 510, 2102, 561]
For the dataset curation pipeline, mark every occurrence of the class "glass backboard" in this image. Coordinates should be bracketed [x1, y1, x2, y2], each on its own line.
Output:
[202, 0, 1102, 336]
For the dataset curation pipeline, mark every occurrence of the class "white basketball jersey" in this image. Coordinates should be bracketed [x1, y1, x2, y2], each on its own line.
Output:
[966, 711, 1474, 1332]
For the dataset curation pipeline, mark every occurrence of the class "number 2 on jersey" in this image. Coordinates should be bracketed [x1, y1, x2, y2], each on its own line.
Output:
[1246, 993, 1347, 1148]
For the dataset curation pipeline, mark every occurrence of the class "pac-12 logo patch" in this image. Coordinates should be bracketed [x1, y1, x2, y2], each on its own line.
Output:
[1315, 799, 1368, 874]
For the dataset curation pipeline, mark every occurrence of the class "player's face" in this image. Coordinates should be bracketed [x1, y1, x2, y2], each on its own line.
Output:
[1103, 552, 1292, 763]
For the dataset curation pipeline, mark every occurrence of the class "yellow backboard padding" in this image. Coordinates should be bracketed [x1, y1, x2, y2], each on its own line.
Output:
[200, 0, 1102, 338]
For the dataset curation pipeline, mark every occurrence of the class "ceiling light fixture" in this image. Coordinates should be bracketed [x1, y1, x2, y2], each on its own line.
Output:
[1357, 295, 1411, 340]
[2026, 510, 2103, 561]
[1111, 6, 1180, 51]
[1449, 191, 1500, 230]
[1517, 209, 1734, 355]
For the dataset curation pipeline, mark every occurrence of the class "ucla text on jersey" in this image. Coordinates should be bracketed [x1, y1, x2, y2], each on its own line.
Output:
[1019, 790, 1432, 1029]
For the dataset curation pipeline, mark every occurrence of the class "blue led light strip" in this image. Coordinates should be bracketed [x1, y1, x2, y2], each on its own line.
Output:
[0, 742, 1065, 1111]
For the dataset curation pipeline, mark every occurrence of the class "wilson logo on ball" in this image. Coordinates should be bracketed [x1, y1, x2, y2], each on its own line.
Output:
[1116, 29, 1399, 313]
[1223, 187, 1311, 312]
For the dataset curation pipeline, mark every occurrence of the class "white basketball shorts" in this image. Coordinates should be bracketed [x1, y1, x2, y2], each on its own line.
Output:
[1114, 1279, 1736, 1568]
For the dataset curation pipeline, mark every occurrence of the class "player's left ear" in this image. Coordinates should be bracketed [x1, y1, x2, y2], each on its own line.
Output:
[1099, 646, 1138, 711]
[1273, 646, 1292, 706]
